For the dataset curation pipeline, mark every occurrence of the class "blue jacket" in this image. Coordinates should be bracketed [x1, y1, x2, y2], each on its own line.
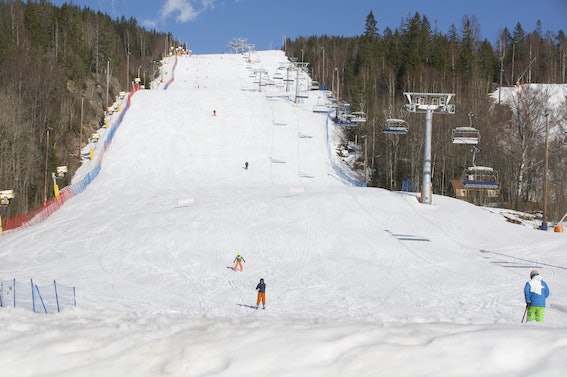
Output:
[524, 276, 550, 307]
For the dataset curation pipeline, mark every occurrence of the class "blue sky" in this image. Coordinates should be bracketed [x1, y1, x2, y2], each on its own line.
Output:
[52, 0, 566, 54]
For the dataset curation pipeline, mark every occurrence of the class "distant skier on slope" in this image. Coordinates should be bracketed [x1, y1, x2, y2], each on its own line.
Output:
[244, 161, 249, 170]
[233, 253, 246, 271]
[256, 278, 266, 309]
[524, 269, 550, 323]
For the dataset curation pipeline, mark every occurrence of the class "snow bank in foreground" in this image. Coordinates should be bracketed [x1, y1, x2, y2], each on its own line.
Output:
[1, 308, 567, 377]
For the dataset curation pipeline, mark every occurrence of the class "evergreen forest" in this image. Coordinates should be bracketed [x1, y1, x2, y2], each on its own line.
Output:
[285, 11, 567, 220]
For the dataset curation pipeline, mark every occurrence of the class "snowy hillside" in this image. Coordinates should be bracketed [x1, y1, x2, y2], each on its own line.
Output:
[492, 83, 567, 134]
[1, 50, 567, 377]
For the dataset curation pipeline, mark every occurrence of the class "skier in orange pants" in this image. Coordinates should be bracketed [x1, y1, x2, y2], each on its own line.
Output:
[256, 278, 266, 309]
[233, 253, 245, 271]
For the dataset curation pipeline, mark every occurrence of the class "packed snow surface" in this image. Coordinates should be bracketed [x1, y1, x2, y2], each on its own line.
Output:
[1, 51, 567, 377]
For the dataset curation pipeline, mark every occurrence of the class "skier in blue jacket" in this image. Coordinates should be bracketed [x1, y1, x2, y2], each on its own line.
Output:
[524, 270, 550, 322]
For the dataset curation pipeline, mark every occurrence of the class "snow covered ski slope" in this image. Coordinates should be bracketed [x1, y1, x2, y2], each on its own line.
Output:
[1, 50, 567, 377]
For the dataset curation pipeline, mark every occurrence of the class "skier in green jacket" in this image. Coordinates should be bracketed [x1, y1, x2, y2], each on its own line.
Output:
[233, 253, 246, 271]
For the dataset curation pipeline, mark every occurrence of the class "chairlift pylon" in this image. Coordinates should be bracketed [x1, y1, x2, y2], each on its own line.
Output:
[382, 118, 409, 134]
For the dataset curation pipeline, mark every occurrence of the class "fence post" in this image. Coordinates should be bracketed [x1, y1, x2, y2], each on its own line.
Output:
[35, 284, 47, 313]
[54, 280, 60, 312]
[31, 279, 35, 312]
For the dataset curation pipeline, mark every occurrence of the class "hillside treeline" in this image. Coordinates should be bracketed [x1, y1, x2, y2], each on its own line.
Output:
[285, 11, 567, 220]
[0, 0, 180, 216]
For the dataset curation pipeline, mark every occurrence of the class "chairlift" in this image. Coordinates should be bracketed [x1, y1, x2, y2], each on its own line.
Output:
[334, 112, 351, 125]
[461, 146, 499, 188]
[313, 103, 331, 113]
[452, 127, 481, 144]
[336, 114, 351, 124]
[336, 103, 351, 116]
[349, 112, 367, 123]
[452, 112, 480, 144]
[461, 166, 499, 189]
[382, 118, 409, 134]
[334, 103, 358, 126]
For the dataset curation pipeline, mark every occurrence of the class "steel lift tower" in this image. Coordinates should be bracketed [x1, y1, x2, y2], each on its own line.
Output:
[403, 93, 456, 204]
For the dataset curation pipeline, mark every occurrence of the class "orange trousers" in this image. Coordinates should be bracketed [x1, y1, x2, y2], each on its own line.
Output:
[234, 261, 243, 271]
[256, 292, 266, 306]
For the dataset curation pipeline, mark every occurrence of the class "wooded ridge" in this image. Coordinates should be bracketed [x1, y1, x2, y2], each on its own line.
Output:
[0, 0, 181, 217]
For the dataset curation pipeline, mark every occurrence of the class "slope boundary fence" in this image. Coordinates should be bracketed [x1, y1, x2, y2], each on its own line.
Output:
[324, 104, 366, 187]
[0, 279, 76, 314]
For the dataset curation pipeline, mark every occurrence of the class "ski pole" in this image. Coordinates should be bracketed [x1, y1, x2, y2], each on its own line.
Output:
[521, 305, 528, 323]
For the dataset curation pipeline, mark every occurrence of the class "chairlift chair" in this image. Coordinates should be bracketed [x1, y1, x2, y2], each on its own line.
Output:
[313, 104, 330, 113]
[334, 109, 352, 125]
[452, 127, 480, 144]
[452, 112, 480, 144]
[349, 112, 367, 123]
[333, 111, 351, 125]
[312, 97, 331, 113]
[335, 102, 350, 113]
[461, 166, 499, 189]
[382, 119, 409, 134]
